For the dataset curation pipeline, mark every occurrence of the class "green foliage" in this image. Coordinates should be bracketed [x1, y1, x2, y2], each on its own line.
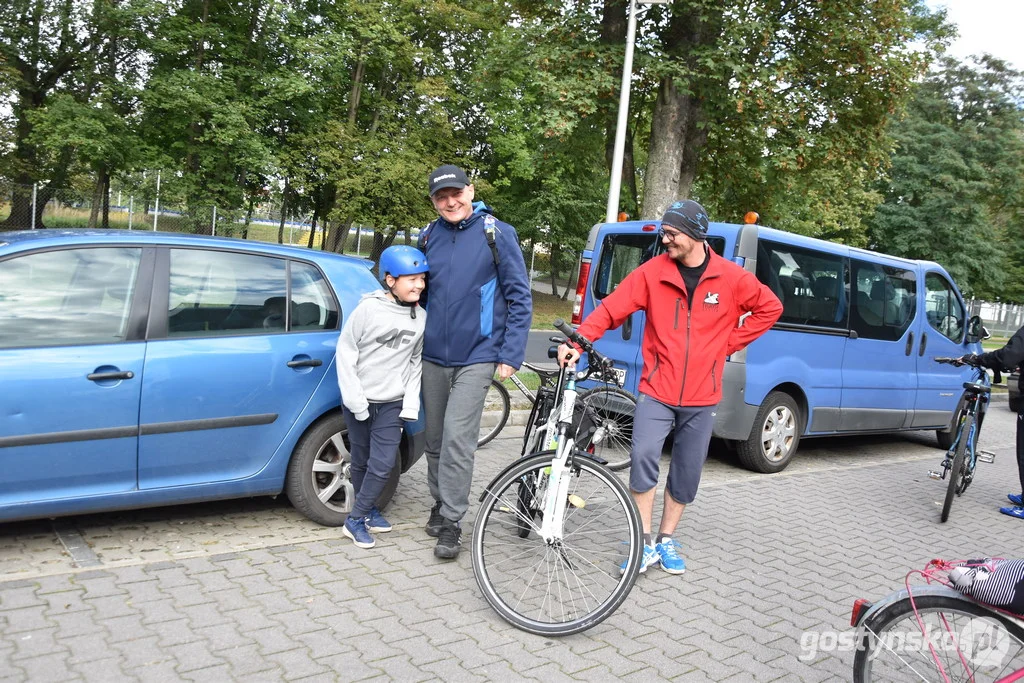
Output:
[868, 56, 1024, 300]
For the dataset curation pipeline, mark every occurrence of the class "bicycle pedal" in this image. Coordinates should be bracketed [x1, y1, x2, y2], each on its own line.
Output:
[976, 450, 996, 464]
[927, 470, 944, 480]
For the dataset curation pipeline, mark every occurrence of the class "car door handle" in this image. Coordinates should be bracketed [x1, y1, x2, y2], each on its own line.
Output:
[287, 358, 323, 368]
[919, 332, 928, 356]
[905, 331, 914, 356]
[87, 370, 134, 381]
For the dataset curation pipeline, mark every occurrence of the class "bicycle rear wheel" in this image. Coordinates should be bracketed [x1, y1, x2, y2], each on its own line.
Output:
[574, 387, 636, 471]
[478, 379, 510, 448]
[853, 594, 1024, 682]
[940, 415, 970, 523]
[472, 451, 643, 636]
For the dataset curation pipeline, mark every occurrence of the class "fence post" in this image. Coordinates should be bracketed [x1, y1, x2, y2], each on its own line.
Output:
[30, 183, 37, 230]
[212, 205, 217, 236]
[152, 170, 161, 231]
[128, 195, 134, 230]
[356, 225, 361, 255]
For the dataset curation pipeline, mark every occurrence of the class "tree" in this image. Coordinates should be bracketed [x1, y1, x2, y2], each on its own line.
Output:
[868, 56, 1024, 300]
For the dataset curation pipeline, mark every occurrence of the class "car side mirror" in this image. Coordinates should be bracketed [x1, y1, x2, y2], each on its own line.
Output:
[964, 315, 989, 344]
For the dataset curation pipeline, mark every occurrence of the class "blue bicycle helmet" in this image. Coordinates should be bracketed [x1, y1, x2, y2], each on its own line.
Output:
[378, 245, 429, 283]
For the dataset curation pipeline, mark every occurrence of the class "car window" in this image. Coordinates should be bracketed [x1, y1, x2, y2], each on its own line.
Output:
[290, 261, 339, 331]
[850, 260, 917, 342]
[594, 233, 726, 301]
[755, 240, 847, 328]
[167, 249, 287, 336]
[925, 272, 965, 342]
[0, 247, 142, 349]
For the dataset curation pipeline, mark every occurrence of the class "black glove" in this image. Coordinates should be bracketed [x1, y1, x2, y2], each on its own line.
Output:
[958, 354, 980, 367]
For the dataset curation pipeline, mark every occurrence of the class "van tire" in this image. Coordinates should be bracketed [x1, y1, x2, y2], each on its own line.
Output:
[285, 413, 400, 526]
[935, 395, 966, 451]
[736, 391, 802, 473]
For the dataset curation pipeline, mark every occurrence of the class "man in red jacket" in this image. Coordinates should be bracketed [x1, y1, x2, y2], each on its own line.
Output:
[559, 200, 782, 575]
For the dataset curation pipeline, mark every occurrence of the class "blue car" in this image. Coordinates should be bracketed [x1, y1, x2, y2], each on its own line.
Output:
[0, 230, 425, 525]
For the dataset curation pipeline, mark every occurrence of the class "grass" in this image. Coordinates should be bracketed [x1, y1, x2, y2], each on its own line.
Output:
[531, 290, 574, 330]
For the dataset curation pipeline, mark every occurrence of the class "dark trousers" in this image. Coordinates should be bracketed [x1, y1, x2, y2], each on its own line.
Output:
[1017, 412, 1024, 497]
[342, 401, 403, 520]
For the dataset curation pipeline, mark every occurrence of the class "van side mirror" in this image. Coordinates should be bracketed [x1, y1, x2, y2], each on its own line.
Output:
[964, 315, 989, 344]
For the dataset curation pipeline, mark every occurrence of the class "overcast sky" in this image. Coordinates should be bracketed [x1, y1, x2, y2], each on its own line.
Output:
[926, 0, 1024, 69]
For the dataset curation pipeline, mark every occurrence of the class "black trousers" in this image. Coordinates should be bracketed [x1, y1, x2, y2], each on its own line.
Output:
[1017, 412, 1024, 497]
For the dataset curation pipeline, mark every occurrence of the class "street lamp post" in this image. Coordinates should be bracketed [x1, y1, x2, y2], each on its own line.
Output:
[605, 0, 668, 223]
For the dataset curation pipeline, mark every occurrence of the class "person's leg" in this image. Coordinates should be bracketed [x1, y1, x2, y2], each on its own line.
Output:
[422, 361, 452, 517]
[659, 405, 715, 537]
[349, 401, 402, 520]
[629, 394, 675, 536]
[342, 406, 371, 496]
[435, 362, 496, 523]
[655, 405, 715, 574]
[1017, 412, 1024, 498]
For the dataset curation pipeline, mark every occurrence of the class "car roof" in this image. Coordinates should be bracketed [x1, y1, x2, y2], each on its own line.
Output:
[0, 229, 372, 268]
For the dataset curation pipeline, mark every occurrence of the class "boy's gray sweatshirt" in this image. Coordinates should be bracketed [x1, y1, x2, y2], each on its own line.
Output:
[336, 290, 425, 421]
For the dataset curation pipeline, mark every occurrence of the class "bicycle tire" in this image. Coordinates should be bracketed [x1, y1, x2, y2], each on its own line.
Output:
[940, 414, 971, 523]
[574, 387, 637, 471]
[852, 594, 1024, 682]
[478, 379, 511, 448]
[471, 451, 643, 636]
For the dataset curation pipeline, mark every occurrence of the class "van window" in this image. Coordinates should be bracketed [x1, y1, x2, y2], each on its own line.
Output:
[755, 240, 847, 328]
[850, 260, 916, 341]
[595, 233, 725, 300]
[925, 272, 964, 341]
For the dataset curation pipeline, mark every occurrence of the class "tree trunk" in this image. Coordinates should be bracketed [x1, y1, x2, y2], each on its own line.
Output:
[277, 177, 289, 244]
[242, 197, 254, 239]
[641, 77, 689, 218]
[548, 242, 560, 298]
[306, 207, 318, 249]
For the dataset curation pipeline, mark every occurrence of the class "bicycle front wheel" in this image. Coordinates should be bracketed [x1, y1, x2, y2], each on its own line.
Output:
[478, 379, 510, 448]
[941, 415, 970, 523]
[852, 594, 1024, 683]
[575, 387, 637, 471]
[472, 452, 643, 636]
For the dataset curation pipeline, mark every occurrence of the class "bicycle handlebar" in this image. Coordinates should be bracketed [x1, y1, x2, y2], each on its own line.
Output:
[935, 356, 1001, 384]
[553, 318, 620, 382]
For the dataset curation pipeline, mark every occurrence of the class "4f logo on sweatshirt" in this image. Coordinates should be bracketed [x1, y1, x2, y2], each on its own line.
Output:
[376, 329, 416, 349]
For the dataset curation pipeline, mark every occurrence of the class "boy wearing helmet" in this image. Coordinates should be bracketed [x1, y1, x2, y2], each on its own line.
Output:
[335, 245, 428, 549]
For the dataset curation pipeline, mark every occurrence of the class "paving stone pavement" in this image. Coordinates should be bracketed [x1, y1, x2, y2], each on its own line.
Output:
[2, 405, 1023, 682]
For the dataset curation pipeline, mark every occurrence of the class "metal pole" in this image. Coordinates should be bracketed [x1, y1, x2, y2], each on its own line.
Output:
[530, 242, 537, 283]
[212, 205, 217, 236]
[606, 0, 639, 223]
[128, 195, 134, 230]
[30, 182, 37, 229]
[356, 225, 361, 255]
[152, 170, 161, 231]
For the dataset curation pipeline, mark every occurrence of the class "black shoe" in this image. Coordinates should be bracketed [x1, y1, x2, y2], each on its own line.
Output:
[434, 519, 461, 560]
[425, 501, 444, 537]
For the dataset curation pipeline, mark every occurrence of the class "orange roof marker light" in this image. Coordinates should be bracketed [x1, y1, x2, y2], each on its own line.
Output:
[743, 211, 760, 225]
[617, 211, 630, 222]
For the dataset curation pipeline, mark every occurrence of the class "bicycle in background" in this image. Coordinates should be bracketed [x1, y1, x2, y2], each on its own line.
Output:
[471, 320, 643, 636]
[930, 357, 996, 522]
[477, 345, 637, 471]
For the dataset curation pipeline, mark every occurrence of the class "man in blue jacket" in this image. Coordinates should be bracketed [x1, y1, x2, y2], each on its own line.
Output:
[418, 164, 533, 559]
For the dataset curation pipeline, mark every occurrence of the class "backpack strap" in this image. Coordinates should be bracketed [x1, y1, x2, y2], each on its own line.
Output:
[417, 221, 434, 252]
[483, 214, 501, 267]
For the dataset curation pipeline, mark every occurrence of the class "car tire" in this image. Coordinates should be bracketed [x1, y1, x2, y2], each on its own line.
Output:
[736, 391, 802, 473]
[285, 413, 401, 526]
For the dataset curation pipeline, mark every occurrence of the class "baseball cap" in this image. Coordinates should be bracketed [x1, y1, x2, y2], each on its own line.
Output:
[428, 164, 470, 196]
[661, 199, 709, 241]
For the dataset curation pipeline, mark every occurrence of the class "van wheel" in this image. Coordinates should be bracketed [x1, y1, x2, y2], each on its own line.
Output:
[936, 395, 966, 451]
[285, 413, 400, 526]
[736, 391, 802, 473]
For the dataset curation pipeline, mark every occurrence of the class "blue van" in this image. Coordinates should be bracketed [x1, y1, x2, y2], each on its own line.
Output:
[570, 218, 986, 472]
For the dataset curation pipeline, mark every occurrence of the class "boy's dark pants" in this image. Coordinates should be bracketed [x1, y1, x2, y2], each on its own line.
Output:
[342, 401, 403, 519]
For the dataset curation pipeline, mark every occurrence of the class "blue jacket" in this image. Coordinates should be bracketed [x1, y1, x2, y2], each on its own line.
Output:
[419, 202, 532, 368]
